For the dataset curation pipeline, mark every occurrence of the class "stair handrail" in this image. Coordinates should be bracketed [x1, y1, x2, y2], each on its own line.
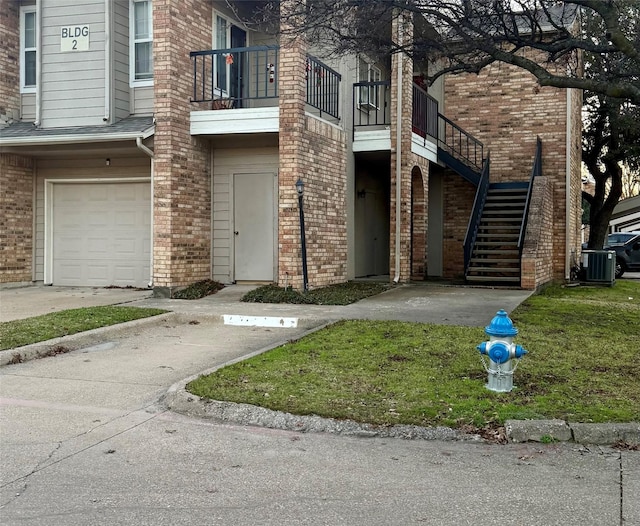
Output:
[518, 137, 542, 252]
[438, 113, 485, 173]
[463, 153, 491, 273]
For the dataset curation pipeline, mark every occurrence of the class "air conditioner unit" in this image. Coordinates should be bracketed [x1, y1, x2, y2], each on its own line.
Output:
[581, 250, 616, 285]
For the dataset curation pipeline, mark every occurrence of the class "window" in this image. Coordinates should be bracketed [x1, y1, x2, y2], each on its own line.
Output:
[131, 0, 153, 85]
[358, 57, 381, 110]
[214, 14, 229, 93]
[20, 6, 37, 93]
[212, 12, 246, 97]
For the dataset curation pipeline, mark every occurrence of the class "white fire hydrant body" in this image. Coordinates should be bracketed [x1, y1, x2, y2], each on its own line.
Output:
[477, 310, 527, 392]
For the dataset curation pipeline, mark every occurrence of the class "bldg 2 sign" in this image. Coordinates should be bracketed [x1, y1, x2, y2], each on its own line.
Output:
[60, 26, 90, 52]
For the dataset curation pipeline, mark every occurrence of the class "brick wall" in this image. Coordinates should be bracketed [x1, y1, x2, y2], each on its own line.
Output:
[411, 163, 428, 280]
[152, 0, 212, 295]
[0, 154, 33, 283]
[441, 170, 476, 280]
[277, 30, 347, 289]
[521, 176, 554, 289]
[0, 0, 20, 127]
[444, 50, 582, 281]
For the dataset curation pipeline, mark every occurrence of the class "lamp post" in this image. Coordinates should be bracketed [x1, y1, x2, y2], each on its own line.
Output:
[296, 178, 309, 292]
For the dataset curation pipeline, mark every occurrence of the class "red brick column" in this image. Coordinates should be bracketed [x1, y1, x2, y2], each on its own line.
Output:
[0, 155, 33, 283]
[389, 11, 415, 282]
[277, 30, 308, 289]
[152, 0, 212, 295]
[277, 32, 348, 289]
[521, 176, 554, 289]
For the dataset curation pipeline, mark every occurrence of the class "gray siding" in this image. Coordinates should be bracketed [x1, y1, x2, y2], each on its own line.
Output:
[212, 147, 278, 283]
[112, 0, 130, 121]
[21, 94, 36, 121]
[133, 86, 153, 115]
[35, 155, 151, 281]
[40, 0, 106, 127]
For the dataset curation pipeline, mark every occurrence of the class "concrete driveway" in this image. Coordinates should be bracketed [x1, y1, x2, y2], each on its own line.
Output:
[0, 285, 152, 322]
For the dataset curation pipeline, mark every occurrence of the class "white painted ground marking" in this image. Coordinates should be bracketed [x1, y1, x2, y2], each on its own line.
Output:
[222, 315, 298, 328]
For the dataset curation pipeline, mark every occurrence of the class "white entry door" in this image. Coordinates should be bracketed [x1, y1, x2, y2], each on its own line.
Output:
[233, 173, 275, 281]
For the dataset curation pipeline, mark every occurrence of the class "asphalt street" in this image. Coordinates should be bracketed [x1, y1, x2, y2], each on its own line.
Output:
[0, 283, 638, 525]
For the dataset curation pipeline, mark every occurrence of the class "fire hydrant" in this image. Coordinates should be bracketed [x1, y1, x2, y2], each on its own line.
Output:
[477, 310, 527, 392]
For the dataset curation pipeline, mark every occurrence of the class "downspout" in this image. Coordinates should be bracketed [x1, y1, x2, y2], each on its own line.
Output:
[104, 0, 111, 122]
[136, 137, 154, 288]
[393, 14, 403, 284]
[565, 89, 572, 281]
[34, 0, 42, 126]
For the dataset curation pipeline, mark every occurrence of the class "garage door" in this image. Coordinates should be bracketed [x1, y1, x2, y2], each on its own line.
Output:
[51, 181, 151, 287]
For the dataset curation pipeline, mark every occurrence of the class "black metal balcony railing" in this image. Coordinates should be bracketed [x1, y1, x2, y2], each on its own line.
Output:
[191, 45, 280, 107]
[352, 81, 391, 132]
[412, 84, 438, 140]
[306, 55, 341, 120]
[190, 46, 341, 119]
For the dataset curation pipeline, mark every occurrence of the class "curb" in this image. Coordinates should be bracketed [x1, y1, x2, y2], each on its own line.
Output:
[164, 385, 640, 446]
[506, 419, 640, 445]
[161, 331, 640, 447]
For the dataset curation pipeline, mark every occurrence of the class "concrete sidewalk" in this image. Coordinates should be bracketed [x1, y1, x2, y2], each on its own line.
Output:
[0, 280, 534, 325]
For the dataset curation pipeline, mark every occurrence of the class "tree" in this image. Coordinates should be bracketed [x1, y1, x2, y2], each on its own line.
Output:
[579, 3, 640, 248]
[252, 1, 640, 104]
[582, 95, 640, 248]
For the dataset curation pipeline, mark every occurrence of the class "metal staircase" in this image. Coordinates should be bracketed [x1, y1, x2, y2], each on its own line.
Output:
[465, 183, 529, 284]
[410, 89, 541, 287]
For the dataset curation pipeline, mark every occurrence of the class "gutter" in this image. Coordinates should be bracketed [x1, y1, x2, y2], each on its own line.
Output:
[393, 14, 403, 284]
[104, 0, 111, 122]
[0, 126, 155, 147]
[565, 89, 572, 280]
[34, 1, 42, 126]
[136, 137, 155, 289]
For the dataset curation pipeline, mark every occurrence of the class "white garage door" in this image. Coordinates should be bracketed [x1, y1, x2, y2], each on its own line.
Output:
[51, 181, 151, 287]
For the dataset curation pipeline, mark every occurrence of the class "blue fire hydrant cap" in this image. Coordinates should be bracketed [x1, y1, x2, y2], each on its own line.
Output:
[485, 309, 518, 337]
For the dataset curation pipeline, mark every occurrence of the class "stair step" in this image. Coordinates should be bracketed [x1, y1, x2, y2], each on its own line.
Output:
[477, 225, 520, 231]
[482, 212, 523, 218]
[480, 217, 522, 223]
[473, 249, 519, 255]
[478, 223, 522, 231]
[467, 267, 520, 273]
[484, 201, 524, 211]
[466, 275, 521, 283]
[475, 241, 519, 246]
[470, 258, 520, 264]
[476, 233, 519, 239]
[487, 187, 529, 194]
[486, 194, 527, 200]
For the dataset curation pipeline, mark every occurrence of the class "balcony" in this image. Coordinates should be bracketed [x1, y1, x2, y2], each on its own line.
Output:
[352, 81, 439, 161]
[352, 81, 392, 151]
[190, 46, 341, 135]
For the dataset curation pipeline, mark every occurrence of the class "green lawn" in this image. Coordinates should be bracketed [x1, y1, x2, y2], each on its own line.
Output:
[188, 281, 640, 428]
[0, 306, 167, 351]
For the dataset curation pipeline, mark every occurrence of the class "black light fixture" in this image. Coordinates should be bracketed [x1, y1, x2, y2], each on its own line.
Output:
[296, 178, 309, 292]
